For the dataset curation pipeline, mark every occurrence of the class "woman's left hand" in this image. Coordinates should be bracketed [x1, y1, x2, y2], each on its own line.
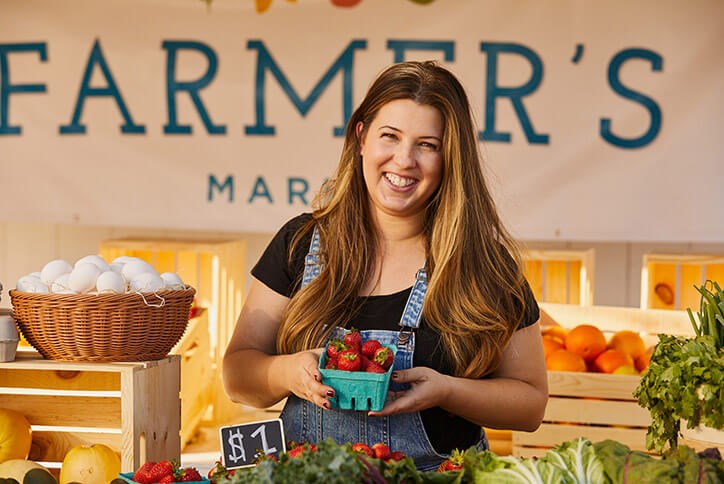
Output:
[368, 366, 451, 417]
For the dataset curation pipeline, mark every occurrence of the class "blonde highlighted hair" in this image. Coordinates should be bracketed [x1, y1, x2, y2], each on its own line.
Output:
[277, 61, 531, 378]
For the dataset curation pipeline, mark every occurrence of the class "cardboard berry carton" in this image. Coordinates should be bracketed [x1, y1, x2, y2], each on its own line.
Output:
[318, 343, 397, 411]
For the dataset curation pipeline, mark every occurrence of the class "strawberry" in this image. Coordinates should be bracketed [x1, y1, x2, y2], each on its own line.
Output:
[342, 328, 362, 350]
[365, 361, 386, 373]
[351, 442, 375, 457]
[287, 443, 317, 458]
[179, 467, 203, 482]
[337, 349, 362, 371]
[371, 442, 391, 460]
[159, 475, 175, 483]
[325, 339, 349, 360]
[389, 451, 406, 461]
[436, 449, 464, 472]
[133, 461, 155, 484]
[324, 359, 338, 370]
[373, 346, 394, 369]
[149, 460, 175, 483]
[361, 339, 382, 359]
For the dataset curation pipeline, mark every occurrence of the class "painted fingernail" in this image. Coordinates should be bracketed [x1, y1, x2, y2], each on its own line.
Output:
[391, 372, 398, 379]
[326, 390, 335, 397]
[323, 401, 330, 409]
[314, 375, 320, 382]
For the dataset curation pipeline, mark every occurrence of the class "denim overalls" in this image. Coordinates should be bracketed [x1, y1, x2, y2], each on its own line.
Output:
[279, 227, 488, 470]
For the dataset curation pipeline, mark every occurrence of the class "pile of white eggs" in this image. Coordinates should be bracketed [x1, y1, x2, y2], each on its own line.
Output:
[15, 255, 186, 295]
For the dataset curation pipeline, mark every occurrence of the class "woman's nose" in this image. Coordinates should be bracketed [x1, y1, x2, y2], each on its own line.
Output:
[394, 144, 417, 168]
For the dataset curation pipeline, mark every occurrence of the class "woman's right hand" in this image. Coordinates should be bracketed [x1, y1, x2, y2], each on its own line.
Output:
[284, 348, 336, 409]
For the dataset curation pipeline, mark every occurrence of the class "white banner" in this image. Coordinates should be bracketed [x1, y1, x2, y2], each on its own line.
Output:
[1, 0, 722, 242]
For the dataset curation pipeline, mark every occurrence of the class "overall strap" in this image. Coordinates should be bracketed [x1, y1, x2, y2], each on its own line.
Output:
[397, 268, 428, 347]
[301, 225, 323, 288]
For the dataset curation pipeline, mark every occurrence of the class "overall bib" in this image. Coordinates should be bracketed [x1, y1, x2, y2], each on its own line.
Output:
[279, 227, 488, 471]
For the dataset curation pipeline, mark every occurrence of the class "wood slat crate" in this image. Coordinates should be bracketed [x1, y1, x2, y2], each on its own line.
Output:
[99, 238, 246, 433]
[511, 302, 694, 458]
[641, 253, 724, 310]
[0, 351, 180, 473]
[522, 249, 594, 306]
[171, 310, 213, 447]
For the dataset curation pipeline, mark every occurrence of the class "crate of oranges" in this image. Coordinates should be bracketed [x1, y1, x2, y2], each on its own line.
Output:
[512, 302, 694, 458]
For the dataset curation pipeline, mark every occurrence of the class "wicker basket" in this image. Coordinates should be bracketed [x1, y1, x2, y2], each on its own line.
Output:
[9, 287, 195, 362]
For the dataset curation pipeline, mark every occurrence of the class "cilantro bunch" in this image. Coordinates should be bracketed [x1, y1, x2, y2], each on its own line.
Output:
[635, 281, 724, 452]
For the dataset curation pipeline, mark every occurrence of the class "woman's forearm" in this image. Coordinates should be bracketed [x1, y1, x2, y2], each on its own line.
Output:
[222, 348, 293, 408]
[439, 375, 547, 431]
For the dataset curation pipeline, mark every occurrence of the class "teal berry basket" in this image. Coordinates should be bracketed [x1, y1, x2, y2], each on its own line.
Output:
[318, 344, 397, 411]
[118, 473, 210, 484]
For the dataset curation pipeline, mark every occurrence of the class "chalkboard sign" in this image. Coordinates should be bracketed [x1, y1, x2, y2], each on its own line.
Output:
[219, 418, 286, 469]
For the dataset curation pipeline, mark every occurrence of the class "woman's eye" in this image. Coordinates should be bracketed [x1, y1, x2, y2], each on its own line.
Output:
[420, 142, 439, 150]
[381, 132, 397, 140]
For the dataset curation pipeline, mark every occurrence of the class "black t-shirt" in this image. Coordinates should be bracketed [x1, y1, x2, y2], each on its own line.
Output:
[252, 213, 540, 453]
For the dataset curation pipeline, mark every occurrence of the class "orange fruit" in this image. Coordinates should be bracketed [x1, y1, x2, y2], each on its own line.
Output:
[565, 324, 607, 362]
[546, 349, 587, 372]
[592, 349, 633, 374]
[542, 325, 568, 345]
[608, 330, 646, 360]
[635, 346, 654, 372]
[542, 336, 564, 359]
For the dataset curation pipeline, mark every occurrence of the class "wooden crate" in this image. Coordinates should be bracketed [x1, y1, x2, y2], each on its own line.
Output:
[641, 253, 724, 311]
[99, 238, 246, 431]
[171, 310, 213, 447]
[511, 302, 694, 458]
[0, 351, 180, 473]
[522, 249, 594, 306]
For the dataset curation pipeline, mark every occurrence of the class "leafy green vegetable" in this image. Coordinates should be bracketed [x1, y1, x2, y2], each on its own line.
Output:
[593, 439, 679, 483]
[687, 280, 724, 349]
[634, 333, 724, 452]
[662, 445, 724, 484]
[466, 450, 569, 483]
[540, 437, 605, 484]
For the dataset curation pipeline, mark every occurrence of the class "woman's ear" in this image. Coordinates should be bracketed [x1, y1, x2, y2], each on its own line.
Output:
[356, 122, 365, 150]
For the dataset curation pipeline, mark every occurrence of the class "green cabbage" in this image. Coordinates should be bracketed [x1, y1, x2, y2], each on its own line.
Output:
[541, 437, 606, 483]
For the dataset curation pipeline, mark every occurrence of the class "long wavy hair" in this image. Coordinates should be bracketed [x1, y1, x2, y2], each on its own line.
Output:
[276, 61, 530, 378]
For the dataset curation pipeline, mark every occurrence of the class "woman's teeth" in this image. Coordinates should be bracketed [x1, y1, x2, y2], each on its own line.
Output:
[385, 173, 415, 187]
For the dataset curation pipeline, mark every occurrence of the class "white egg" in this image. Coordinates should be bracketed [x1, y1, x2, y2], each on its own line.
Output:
[51, 273, 71, 293]
[40, 259, 72, 286]
[75, 255, 110, 273]
[160, 272, 185, 289]
[129, 272, 164, 293]
[16, 274, 41, 291]
[112, 256, 141, 265]
[121, 260, 158, 281]
[109, 263, 124, 275]
[18, 278, 49, 293]
[68, 263, 102, 294]
[96, 271, 126, 294]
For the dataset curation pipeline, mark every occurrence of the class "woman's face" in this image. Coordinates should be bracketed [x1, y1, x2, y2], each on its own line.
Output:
[358, 99, 444, 220]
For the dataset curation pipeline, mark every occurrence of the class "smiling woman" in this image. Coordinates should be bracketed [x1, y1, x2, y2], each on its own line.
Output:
[222, 60, 547, 471]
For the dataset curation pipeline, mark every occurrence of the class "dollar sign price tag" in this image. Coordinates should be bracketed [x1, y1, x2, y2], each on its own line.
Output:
[219, 418, 286, 469]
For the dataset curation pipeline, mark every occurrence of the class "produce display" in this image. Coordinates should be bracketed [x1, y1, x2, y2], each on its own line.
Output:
[635, 281, 724, 452]
[202, 437, 723, 484]
[59, 444, 120, 484]
[14, 255, 187, 295]
[542, 324, 652, 374]
[318, 330, 397, 411]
